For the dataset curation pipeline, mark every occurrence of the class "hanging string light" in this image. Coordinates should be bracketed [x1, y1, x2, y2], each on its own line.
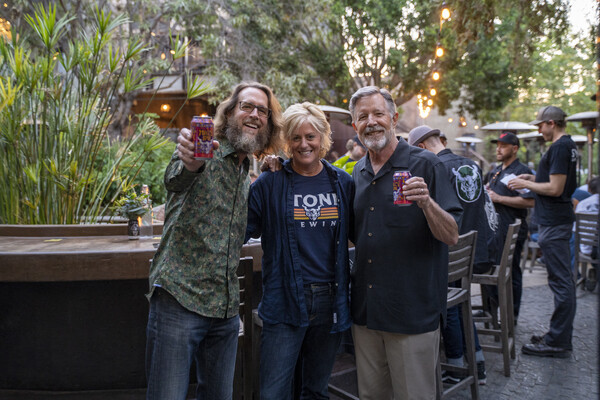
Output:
[441, 2, 451, 20]
[419, 2, 450, 119]
[435, 43, 444, 58]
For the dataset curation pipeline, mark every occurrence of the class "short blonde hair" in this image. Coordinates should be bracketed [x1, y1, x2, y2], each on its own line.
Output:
[282, 102, 332, 159]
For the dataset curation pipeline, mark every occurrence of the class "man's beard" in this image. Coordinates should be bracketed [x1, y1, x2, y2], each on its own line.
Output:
[225, 116, 269, 154]
[362, 125, 390, 151]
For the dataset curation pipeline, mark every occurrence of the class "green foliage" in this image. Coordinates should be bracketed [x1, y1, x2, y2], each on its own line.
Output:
[5, 0, 583, 137]
[112, 188, 151, 220]
[500, 32, 595, 127]
[96, 138, 176, 205]
[171, 0, 353, 107]
[338, 0, 571, 116]
[0, 4, 209, 224]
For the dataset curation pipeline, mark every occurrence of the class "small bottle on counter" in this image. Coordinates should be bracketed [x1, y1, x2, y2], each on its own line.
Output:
[140, 184, 154, 238]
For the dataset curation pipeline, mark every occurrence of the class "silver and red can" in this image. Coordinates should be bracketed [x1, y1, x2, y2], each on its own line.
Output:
[191, 116, 214, 160]
[393, 171, 412, 206]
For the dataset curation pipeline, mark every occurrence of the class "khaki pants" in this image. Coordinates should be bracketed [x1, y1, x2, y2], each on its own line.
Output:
[352, 324, 439, 400]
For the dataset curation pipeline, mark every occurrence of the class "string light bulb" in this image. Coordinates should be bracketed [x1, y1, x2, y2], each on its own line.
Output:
[430, 88, 437, 96]
[435, 45, 444, 58]
[417, 95, 431, 119]
[432, 71, 441, 81]
[441, 2, 450, 20]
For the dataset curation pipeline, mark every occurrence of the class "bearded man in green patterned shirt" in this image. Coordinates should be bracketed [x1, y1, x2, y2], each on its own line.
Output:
[145, 82, 283, 400]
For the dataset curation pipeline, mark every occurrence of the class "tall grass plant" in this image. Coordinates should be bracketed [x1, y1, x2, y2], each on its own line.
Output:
[0, 4, 209, 224]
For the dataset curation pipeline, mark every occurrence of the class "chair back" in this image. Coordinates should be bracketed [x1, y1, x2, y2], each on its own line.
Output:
[237, 257, 254, 336]
[448, 230, 477, 287]
[575, 212, 599, 262]
[497, 220, 521, 278]
[235, 257, 254, 400]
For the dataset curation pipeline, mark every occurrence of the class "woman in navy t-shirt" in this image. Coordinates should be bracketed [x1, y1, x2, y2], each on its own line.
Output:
[246, 102, 355, 399]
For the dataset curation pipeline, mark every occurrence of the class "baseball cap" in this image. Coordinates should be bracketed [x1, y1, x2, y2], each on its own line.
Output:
[408, 125, 440, 146]
[352, 135, 366, 149]
[529, 106, 567, 126]
[491, 131, 520, 146]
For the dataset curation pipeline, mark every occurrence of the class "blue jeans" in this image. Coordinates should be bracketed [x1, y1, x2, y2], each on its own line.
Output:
[260, 283, 342, 400]
[443, 304, 481, 360]
[146, 287, 239, 400]
[538, 224, 576, 349]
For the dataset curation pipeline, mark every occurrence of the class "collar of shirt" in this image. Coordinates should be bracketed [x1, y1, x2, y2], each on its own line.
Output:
[218, 138, 250, 169]
[360, 137, 410, 176]
[504, 158, 523, 172]
[437, 148, 453, 157]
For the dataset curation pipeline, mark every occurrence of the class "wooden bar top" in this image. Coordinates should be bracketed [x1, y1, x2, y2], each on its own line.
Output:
[0, 235, 263, 283]
[0, 235, 161, 282]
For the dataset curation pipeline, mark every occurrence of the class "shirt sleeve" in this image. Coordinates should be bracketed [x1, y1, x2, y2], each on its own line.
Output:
[164, 152, 206, 192]
[432, 160, 464, 227]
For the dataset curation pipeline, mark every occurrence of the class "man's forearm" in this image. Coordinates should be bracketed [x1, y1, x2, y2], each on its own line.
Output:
[510, 174, 566, 197]
[493, 194, 534, 209]
[521, 179, 565, 197]
[422, 199, 459, 245]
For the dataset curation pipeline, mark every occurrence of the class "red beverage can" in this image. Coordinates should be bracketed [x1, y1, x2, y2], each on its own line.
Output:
[191, 116, 214, 160]
[393, 171, 412, 206]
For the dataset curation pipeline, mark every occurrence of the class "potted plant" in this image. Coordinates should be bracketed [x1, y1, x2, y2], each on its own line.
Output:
[113, 189, 151, 239]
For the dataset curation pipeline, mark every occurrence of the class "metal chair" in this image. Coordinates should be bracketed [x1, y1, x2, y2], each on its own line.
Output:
[437, 230, 479, 400]
[472, 220, 521, 377]
[574, 212, 599, 291]
[234, 257, 254, 400]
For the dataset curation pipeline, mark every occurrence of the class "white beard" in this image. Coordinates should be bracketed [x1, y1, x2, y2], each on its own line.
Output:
[362, 125, 391, 151]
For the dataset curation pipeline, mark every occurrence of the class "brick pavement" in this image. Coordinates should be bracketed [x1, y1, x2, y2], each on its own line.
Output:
[330, 267, 599, 400]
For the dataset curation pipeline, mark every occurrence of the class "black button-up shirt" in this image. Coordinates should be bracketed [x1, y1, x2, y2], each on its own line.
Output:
[351, 138, 462, 334]
[487, 159, 533, 241]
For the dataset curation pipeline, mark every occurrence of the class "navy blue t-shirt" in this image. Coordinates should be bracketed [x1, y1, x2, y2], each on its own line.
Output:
[534, 135, 577, 226]
[293, 169, 337, 283]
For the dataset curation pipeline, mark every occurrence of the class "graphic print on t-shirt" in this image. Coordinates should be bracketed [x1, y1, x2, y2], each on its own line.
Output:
[294, 193, 339, 227]
[451, 165, 482, 203]
[292, 168, 337, 283]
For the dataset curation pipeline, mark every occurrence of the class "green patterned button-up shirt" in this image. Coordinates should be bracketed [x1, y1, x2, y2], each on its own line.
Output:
[148, 138, 250, 318]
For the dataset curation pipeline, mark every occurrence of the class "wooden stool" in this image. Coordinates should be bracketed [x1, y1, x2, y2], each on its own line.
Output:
[472, 220, 521, 377]
[437, 230, 479, 400]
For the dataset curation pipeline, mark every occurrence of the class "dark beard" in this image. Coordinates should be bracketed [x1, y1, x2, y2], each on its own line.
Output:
[225, 116, 269, 154]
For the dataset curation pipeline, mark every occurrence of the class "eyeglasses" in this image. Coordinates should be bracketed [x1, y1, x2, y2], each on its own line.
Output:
[238, 101, 271, 118]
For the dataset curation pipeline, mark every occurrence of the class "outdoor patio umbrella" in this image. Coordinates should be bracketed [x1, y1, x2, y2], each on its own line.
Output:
[480, 121, 538, 132]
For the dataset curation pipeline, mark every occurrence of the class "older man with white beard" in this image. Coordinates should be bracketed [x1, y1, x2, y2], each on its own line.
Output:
[349, 86, 462, 400]
[146, 82, 283, 400]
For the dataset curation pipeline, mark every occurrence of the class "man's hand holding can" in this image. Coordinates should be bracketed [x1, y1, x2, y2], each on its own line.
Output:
[177, 128, 219, 172]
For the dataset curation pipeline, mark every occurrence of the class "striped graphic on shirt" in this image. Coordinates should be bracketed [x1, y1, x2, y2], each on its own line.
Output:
[294, 207, 339, 220]
[293, 193, 339, 223]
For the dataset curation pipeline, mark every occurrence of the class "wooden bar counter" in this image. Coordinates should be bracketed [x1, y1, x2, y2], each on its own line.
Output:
[0, 224, 162, 393]
[0, 224, 262, 395]
[0, 235, 161, 282]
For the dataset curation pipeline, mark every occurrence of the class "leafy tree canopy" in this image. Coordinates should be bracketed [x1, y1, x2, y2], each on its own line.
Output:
[3, 0, 583, 117]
